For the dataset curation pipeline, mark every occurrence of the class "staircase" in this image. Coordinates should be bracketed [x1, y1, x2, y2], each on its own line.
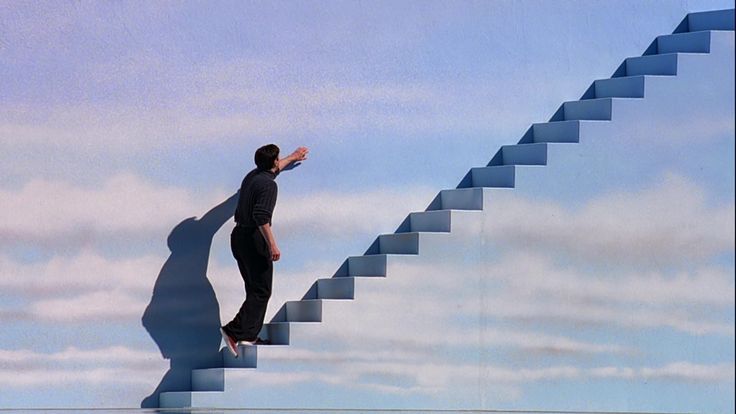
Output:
[159, 8, 735, 409]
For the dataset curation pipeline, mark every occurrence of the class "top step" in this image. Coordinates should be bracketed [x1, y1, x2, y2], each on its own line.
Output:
[687, 9, 735, 32]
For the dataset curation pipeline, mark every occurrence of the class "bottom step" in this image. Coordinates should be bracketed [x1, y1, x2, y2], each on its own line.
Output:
[159, 390, 223, 408]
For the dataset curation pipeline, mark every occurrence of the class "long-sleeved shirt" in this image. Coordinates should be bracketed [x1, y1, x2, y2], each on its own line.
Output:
[234, 168, 278, 227]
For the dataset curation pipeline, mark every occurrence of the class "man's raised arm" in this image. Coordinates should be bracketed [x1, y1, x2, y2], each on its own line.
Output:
[277, 146, 309, 172]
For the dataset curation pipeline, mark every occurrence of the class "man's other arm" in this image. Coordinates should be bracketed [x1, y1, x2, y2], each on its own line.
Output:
[252, 181, 280, 261]
[258, 223, 280, 261]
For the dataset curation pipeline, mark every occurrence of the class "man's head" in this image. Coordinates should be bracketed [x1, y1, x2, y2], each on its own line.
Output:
[254, 144, 280, 171]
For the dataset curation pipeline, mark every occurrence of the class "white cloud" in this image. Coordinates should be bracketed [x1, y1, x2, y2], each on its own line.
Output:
[0, 345, 164, 387]
[489, 252, 735, 307]
[0, 345, 158, 367]
[0, 367, 161, 387]
[276, 186, 436, 238]
[440, 253, 735, 336]
[629, 107, 735, 146]
[237, 348, 735, 397]
[590, 362, 736, 382]
[28, 290, 147, 322]
[480, 295, 733, 336]
[0, 178, 435, 325]
[0, 251, 160, 294]
[0, 79, 495, 156]
[0, 346, 162, 389]
[0, 173, 227, 248]
[485, 173, 735, 266]
[0, 171, 434, 251]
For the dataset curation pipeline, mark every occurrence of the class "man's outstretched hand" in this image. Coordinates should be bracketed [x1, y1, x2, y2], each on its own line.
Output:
[290, 146, 309, 162]
[278, 146, 310, 172]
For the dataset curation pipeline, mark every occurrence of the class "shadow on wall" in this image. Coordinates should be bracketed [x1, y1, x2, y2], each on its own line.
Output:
[140, 192, 238, 408]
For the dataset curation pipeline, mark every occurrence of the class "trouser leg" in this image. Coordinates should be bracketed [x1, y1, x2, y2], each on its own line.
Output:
[224, 227, 273, 341]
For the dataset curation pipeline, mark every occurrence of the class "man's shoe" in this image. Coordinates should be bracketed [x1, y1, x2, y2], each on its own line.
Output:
[238, 337, 271, 346]
[220, 327, 238, 358]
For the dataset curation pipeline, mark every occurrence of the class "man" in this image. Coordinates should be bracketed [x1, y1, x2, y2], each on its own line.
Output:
[220, 144, 309, 357]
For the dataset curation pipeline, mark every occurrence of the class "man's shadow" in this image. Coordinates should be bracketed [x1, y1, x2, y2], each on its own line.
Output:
[140, 192, 238, 408]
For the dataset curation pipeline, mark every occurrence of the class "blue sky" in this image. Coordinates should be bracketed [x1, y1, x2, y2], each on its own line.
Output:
[0, 0, 734, 411]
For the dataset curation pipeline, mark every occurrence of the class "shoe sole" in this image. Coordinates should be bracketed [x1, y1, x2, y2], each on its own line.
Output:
[220, 328, 238, 358]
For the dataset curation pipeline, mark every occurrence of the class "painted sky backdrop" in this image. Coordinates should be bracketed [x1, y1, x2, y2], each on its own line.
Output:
[0, 0, 734, 411]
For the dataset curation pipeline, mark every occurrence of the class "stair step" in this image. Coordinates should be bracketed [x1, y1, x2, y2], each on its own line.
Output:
[192, 368, 228, 391]
[657, 31, 711, 54]
[159, 391, 222, 408]
[285, 299, 323, 322]
[469, 165, 516, 188]
[377, 232, 420, 254]
[405, 210, 452, 232]
[430, 188, 485, 210]
[259, 322, 292, 345]
[219, 343, 258, 368]
[532, 120, 580, 143]
[497, 143, 548, 165]
[688, 9, 735, 32]
[317, 277, 355, 299]
[625, 53, 679, 76]
[256, 322, 321, 347]
[563, 98, 613, 120]
[594, 76, 646, 98]
[346, 254, 387, 276]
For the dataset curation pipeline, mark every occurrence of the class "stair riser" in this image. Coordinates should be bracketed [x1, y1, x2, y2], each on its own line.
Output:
[594, 76, 645, 98]
[626, 54, 678, 76]
[347, 255, 387, 276]
[500, 143, 548, 165]
[470, 166, 515, 188]
[657, 31, 711, 54]
[408, 210, 452, 232]
[286, 300, 322, 322]
[378, 233, 420, 254]
[532, 121, 580, 143]
[159, 391, 222, 408]
[317, 277, 355, 299]
[439, 188, 484, 210]
[688, 9, 735, 31]
[260, 323, 289, 345]
[563, 99, 612, 120]
[220, 345, 258, 368]
[192, 368, 225, 391]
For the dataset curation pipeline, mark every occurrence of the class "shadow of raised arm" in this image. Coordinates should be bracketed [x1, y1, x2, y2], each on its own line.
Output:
[198, 191, 239, 235]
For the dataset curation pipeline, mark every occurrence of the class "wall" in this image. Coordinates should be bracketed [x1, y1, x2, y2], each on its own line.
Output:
[0, 1, 733, 411]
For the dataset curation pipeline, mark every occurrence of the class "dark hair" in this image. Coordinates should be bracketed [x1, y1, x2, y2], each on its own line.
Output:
[254, 144, 280, 170]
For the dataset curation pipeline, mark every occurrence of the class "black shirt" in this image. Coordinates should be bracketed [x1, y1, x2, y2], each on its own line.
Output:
[234, 168, 278, 227]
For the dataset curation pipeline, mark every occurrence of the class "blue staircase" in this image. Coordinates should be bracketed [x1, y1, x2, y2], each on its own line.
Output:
[158, 8, 735, 409]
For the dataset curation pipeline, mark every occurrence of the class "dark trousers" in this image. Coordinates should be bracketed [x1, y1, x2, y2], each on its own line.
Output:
[223, 226, 273, 341]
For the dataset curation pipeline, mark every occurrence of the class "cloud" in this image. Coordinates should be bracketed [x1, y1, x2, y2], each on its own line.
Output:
[0, 171, 435, 251]
[231, 347, 734, 397]
[485, 173, 735, 266]
[0, 346, 158, 368]
[0, 173, 226, 249]
[0, 81, 516, 160]
[276, 186, 437, 238]
[28, 291, 148, 322]
[0, 345, 164, 387]
[590, 362, 736, 382]
[432, 253, 734, 336]
[489, 252, 735, 308]
[0, 176, 436, 324]
[0, 251, 160, 294]
[628, 105, 735, 146]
